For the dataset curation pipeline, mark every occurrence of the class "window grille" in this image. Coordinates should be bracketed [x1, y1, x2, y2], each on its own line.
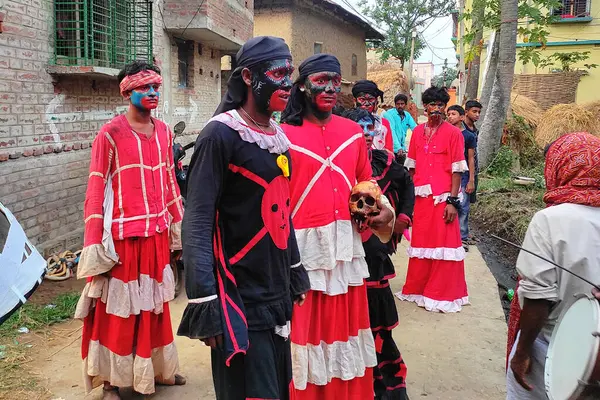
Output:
[551, 0, 590, 18]
[53, 0, 153, 69]
[314, 42, 322, 54]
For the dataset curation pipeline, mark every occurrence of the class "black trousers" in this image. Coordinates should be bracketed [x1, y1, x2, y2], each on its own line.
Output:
[212, 329, 292, 400]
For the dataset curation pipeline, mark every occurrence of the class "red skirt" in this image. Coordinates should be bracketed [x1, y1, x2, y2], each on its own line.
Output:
[290, 285, 377, 399]
[75, 232, 179, 394]
[398, 196, 468, 313]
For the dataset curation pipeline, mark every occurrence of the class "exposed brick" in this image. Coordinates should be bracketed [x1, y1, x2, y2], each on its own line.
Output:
[0, 153, 8, 162]
[33, 147, 43, 156]
[23, 149, 34, 157]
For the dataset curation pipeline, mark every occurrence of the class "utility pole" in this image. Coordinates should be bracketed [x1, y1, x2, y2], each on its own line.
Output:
[408, 28, 417, 92]
[458, 0, 467, 104]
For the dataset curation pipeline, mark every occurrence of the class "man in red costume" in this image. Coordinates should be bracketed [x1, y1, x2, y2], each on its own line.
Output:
[281, 54, 395, 399]
[352, 80, 394, 153]
[75, 61, 185, 399]
[396, 86, 469, 313]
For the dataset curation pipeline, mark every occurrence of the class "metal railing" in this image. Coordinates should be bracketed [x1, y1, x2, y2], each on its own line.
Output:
[53, 0, 153, 69]
[551, 0, 591, 18]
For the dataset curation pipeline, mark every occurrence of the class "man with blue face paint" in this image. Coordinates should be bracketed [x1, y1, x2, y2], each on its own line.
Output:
[76, 61, 186, 399]
[342, 107, 414, 400]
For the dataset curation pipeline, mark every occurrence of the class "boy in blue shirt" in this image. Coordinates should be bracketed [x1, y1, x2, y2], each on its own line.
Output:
[447, 101, 481, 251]
[383, 93, 417, 164]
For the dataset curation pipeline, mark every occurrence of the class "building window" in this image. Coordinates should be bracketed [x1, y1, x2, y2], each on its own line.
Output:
[177, 40, 194, 88]
[53, 0, 153, 69]
[314, 42, 323, 54]
[552, 0, 590, 18]
[352, 53, 358, 76]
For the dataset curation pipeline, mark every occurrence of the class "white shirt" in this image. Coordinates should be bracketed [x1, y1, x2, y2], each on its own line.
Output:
[517, 203, 600, 342]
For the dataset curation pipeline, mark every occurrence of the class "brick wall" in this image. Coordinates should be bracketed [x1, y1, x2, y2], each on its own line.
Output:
[0, 0, 238, 255]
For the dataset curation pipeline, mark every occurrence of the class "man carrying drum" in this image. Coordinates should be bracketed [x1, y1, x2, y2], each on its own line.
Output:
[507, 132, 600, 399]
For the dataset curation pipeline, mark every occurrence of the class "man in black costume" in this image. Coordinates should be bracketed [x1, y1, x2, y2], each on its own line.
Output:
[177, 36, 310, 400]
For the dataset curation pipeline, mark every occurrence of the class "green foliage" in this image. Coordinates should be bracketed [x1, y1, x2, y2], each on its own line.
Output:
[504, 114, 545, 170]
[432, 67, 458, 87]
[0, 292, 80, 337]
[484, 146, 516, 177]
[360, 0, 456, 66]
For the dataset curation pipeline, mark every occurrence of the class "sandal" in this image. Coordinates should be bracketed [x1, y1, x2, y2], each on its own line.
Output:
[156, 373, 187, 386]
[45, 255, 72, 281]
[102, 386, 121, 400]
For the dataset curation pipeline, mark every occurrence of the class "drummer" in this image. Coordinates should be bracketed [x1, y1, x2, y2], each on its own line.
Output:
[507, 132, 600, 399]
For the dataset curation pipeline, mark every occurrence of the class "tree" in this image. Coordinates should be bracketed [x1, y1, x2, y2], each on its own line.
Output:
[477, 0, 518, 169]
[432, 60, 458, 87]
[464, 0, 486, 101]
[361, 0, 456, 69]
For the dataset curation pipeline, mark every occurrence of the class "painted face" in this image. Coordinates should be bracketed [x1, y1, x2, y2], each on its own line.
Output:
[356, 93, 378, 113]
[466, 107, 482, 123]
[130, 83, 160, 110]
[357, 116, 375, 148]
[395, 100, 406, 113]
[251, 59, 294, 113]
[425, 101, 446, 123]
[304, 71, 342, 113]
[446, 110, 464, 127]
[261, 176, 291, 249]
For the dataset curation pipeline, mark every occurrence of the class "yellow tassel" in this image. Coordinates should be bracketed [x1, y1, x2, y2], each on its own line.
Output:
[277, 154, 290, 177]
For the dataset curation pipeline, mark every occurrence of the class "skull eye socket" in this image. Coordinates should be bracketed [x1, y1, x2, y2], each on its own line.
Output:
[286, 198, 290, 207]
[364, 196, 376, 207]
[350, 193, 361, 202]
[271, 204, 279, 212]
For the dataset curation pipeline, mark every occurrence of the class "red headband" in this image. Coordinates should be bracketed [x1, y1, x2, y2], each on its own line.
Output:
[119, 70, 163, 97]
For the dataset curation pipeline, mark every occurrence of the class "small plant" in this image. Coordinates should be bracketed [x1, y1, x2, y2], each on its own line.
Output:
[485, 146, 516, 177]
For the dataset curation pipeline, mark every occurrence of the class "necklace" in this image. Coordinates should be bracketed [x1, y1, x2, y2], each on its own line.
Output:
[423, 122, 441, 154]
[240, 107, 272, 131]
[238, 107, 290, 178]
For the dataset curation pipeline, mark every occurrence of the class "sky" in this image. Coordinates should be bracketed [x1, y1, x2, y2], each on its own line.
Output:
[342, 0, 458, 74]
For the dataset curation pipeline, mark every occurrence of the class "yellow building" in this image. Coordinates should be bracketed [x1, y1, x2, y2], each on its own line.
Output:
[456, 0, 600, 104]
[254, 0, 384, 86]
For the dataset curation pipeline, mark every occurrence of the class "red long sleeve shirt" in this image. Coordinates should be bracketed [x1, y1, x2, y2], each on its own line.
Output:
[83, 115, 183, 246]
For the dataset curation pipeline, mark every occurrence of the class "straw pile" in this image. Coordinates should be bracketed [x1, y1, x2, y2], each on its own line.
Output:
[583, 100, 600, 121]
[535, 103, 599, 147]
[367, 66, 409, 107]
[511, 92, 542, 128]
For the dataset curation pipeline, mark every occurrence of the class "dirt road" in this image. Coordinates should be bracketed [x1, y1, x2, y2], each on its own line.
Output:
[29, 240, 506, 400]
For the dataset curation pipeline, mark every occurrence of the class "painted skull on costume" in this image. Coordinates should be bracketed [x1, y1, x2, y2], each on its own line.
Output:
[130, 84, 160, 111]
[356, 93, 378, 113]
[251, 59, 294, 113]
[261, 175, 291, 249]
[304, 72, 342, 113]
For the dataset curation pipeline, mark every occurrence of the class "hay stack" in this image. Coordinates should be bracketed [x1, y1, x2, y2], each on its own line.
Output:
[583, 100, 600, 121]
[367, 67, 409, 107]
[511, 92, 542, 128]
[535, 103, 598, 147]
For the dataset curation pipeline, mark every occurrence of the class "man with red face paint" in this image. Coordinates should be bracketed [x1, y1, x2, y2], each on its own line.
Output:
[352, 80, 394, 153]
[281, 54, 396, 400]
[76, 61, 185, 399]
[396, 86, 469, 313]
[177, 36, 310, 400]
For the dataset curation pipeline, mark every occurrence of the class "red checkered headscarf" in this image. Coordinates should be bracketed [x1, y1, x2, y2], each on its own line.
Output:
[544, 132, 600, 207]
[119, 70, 163, 97]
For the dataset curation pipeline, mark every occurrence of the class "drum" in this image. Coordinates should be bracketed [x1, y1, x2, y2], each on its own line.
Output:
[545, 293, 600, 400]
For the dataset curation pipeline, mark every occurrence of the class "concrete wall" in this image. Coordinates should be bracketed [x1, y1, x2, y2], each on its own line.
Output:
[254, 5, 367, 80]
[0, 0, 248, 255]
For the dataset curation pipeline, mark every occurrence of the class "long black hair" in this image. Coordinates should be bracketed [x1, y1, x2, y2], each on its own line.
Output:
[280, 76, 307, 126]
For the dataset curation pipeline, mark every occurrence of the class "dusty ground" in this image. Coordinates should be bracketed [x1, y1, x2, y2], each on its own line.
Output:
[10, 240, 506, 400]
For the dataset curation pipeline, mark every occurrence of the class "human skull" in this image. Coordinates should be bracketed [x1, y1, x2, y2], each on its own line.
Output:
[349, 181, 382, 224]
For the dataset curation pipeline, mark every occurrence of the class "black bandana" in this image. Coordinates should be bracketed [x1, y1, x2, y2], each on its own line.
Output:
[281, 54, 341, 126]
[352, 80, 384, 102]
[214, 36, 292, 116]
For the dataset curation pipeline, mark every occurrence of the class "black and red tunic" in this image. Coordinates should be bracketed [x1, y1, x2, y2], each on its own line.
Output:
[177, 110, 310, 364]
[362, 149, 414, 400]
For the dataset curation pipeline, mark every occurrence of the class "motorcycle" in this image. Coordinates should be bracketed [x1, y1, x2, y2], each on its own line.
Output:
[171, 121, 195, 297]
